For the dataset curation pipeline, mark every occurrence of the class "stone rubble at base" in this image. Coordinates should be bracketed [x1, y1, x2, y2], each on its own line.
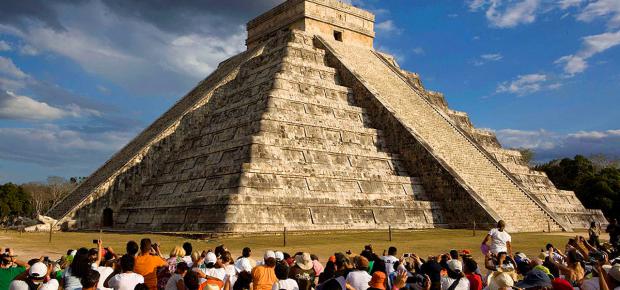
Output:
[46, 0, 606, 233]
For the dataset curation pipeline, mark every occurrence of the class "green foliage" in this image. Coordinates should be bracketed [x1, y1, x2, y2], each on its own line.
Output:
[535, 155, 620, 220]
[0, 183, 33, 220]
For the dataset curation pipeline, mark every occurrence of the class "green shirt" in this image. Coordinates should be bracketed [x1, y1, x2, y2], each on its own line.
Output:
[0, 266, 26, 290]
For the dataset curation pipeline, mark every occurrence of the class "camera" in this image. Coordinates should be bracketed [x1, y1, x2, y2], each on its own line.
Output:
[404, 253, 412, 258]
[92, 239, 99, 244]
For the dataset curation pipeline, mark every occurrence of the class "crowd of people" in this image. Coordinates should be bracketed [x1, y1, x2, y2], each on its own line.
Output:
[1, 219, 620, 290]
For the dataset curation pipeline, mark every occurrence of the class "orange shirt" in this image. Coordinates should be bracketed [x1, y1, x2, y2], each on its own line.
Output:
[134, 254, 167, 290]
[251, 265, 277, 290]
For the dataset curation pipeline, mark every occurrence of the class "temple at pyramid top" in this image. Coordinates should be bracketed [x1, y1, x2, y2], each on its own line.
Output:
[246, 0, 375, 48]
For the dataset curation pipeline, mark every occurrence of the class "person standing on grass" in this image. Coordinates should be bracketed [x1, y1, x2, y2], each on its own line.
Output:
[134, 239, 166, 290]
[0, 248, 28, 290]
[481, 220, 512, 257]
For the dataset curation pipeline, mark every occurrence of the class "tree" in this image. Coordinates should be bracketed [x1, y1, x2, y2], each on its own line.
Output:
[0, 183, 33, 223]
[516, 148, 535, 165]
[20, 177, 76, 216]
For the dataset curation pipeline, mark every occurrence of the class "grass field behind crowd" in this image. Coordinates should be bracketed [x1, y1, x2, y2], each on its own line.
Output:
[0, 229, 606, 264]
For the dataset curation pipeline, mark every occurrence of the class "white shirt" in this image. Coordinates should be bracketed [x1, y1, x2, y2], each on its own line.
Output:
[488, 228, 511, 255]
[224, 264, 237, 286]
[64, 267, 86, 290]
[440, 277, 470, 290]
[271, 279, 299, 290]
[346, 270, 371, 290]
[107, 272, 145, 290]
[382, 255, 399, 274]
[182, 256, 193, 268]
[95, 266, 114, 290]
[10, 279, 59, 290]
[165, 273, 184, 290]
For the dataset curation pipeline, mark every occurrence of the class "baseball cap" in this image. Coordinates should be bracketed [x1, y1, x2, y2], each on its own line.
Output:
[448, 259, 462, 272]
[235, 258, 252, 273]
[29, 262, 47, 278]
[275, 251, 284, 261]
[264, 250, 276, 260]
[205, 252, 217, 264]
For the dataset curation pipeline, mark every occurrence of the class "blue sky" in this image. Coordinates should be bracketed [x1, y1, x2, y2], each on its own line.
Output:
[0, 0, 619, 183]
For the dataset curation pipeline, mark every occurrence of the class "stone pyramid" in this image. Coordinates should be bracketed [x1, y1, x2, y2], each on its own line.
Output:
[48, 0, 606, 233]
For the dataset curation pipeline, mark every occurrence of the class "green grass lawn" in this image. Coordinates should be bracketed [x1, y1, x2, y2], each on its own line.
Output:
[0, 229, 604, 263]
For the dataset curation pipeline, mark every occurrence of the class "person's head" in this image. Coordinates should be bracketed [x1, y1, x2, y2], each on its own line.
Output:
[120, 254, 135, 273]
[80, 269, 100, 290]
[449, 250, 459, 260]
[334, 252, 350, 270]
[170, 246, 185, 258]
[565, 249, 579, 264]
[191, 251, 201, 263]
[371, 259, 386, 275]
[354, 256, 369, 271]
[70, 248, 92, 278]
[364, 245, 373, 253]
[368, 271, 387, 290]
[184, 271, 200, 290]
[205, 252, 217, 268]
[274, 263, 289, 280]
[134, 284, 149, 290]
[264, 257, 277, 267]
[139, 239, 152, 254]
[88, 248, 99, 263]
[310, 254, 319, 261]
[462, 258, 477, 274]
[242, 247, 251, 258]
[126, 241, 139, 256]
[1, 253, 12, 268]
[498, 220, 506, 231]
[591, 221, 597, 228]
[264, 250, 276, 263]
[545, 244, 554, 251]
[176, 262, 189, 275]
[490, 272, 514, 290]
[182, 242, 192, 256]
[214, 245, 227, 258]
[388, 247, 397, 256]
[447, 259, 463, 279]
[28, 262, 48, 283]
[221, 251, 233, 265]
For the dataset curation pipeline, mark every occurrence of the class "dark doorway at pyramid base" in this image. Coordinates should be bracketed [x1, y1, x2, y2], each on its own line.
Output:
[102, 208, 113, 227]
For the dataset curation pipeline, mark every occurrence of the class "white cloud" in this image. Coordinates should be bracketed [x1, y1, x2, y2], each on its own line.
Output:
[481, 53, 503, 61]
[375, 20, 402, 34]
[577, 0, 620, 28]
[412, 47, 425, 55]
[559, 0, 585, 10]
[556, 30, 620, 75]
[0, 124, 132, 166]
[18, 44, 39, 56]
[485, 0, 541, 28]
[495, 128, 620, 161]
[0, 90, 66, 120]
[0, 41, 11, 51]
[0, 56, 28, 79]
[496, 73, 548, 95]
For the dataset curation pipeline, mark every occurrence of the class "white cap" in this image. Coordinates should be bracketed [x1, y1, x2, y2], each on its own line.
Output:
[29, 262, 47, 278]
[206, 252, 217, 264]
[275, 251, 284, 261]
[264, 250, 276, 260]
[447, 259, 462, 272]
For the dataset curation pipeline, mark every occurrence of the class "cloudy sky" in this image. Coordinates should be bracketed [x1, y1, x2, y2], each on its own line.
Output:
[0, 0, 619, 183]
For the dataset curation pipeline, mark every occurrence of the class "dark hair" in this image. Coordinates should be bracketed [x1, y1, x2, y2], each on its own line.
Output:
[177, 262, 189, 273]
[70, 248, 92, 278]
[127, 241, 139, 256]
[182, 242, 192, 256]
[284, 253, 292, 260]
[121, 254, 135, 272]
[67, 249, 74, 256]
[462, 258, 477, 274]
[184, 271, 200, 290]
[80, 269, 100, 288]
[545, 244, 554, 250]
[140, 239, 152, 253]
[566, 250, 579, 264]
[242, 247, 251, 258]
[310, 254, 318, 261]
[319, 260, 336, 284]
[590, 221, 596, 227]
[275, 263, 290, 280]
[265, 257, 277, 267]
[215, 245, 226, 258]
[388, 247, 397, 256]
[221, 252, 233, 264]
[134, 283, 149, 290]
[371, 259, 386, 275]
[449, 250, 459, 260]
[334, 253, 349, 269]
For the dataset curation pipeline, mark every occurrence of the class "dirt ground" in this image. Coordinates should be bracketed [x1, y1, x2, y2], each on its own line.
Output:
[0, 228, 608, 264]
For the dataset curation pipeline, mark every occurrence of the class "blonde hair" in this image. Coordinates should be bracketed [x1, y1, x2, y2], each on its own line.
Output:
[170, 246, 186, 258]
[191, 251, 202, 263]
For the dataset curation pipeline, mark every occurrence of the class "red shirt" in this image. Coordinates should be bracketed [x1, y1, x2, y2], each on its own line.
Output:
[465, 273, 482, 290]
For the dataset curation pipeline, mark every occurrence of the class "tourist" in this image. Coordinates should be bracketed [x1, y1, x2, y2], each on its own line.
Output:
[289, 253, 315, 290]
[346, 256, 371, 290]
[126, 242, 139, 257]
[199, 252, 228, 290]
[235, 248, 254, 272]
[462, 258, 482, 290]
[484, 271, 514, 290]
[251, 256, 277, 290]
[382, 247, 399, 274]
[183, 271, 200, 290]
[221, 252, 237, 288]
[0, 248, 28, 290]
[481, 221, 512, 257]
[368, 271, 386, 290]
[134, 239, 166, 290]
[311, 255, 324, 278]
[9, 262, 58, 290]
[63, 248, 93, 290]
[273, 263, 298, 290]
[182, 243, 193, 268]
[233, 257, 252, 290]
[513, 269, 552, 290]
[81, 269, 101, 290]
[104, 255, 145, 290]
[440, 260, 469, 290]
[547, 248, 584, 286]
[167, 247, 186, 273]
[420, 256, 442, 290]
[590, 222, 602, 248]
[165, 262, 189, 290]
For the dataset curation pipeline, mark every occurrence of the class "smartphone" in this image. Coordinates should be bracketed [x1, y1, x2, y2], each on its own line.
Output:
[404, 253, 411, 258]
[92, 239, 98, 244]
